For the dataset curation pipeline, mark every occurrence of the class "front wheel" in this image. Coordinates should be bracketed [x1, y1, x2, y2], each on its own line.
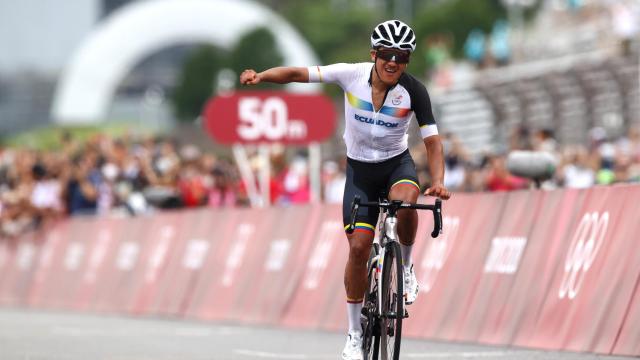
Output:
[380, 241, 403, 360]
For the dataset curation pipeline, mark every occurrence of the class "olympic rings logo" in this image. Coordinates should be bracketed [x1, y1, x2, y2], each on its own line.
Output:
[419, 216, 460, 293]
[558, 211, 609, 300]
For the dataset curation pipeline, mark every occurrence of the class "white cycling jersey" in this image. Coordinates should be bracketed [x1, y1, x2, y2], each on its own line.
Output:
[307, 62, 438, 163]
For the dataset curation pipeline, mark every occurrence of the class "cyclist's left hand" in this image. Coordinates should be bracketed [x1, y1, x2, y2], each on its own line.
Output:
[424, 183, 451, 200]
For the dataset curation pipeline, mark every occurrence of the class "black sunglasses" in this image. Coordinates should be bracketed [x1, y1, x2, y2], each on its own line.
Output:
[376, 49, 410, 64]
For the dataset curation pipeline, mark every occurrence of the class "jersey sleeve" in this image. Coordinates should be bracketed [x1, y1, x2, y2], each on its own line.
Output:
[403, 75, 439, 139]
[307, 63, 357, 89]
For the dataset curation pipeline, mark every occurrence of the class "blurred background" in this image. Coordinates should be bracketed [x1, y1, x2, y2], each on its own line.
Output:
[0, 0, 638, 238]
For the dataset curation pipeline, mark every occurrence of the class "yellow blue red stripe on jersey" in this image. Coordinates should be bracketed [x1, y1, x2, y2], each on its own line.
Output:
[346, 92, 374, 112]
[391, 179, 420, 190]
[379, 106, 411, 118]
[346, 92, 411, 118]
[344, 222, 375, 235]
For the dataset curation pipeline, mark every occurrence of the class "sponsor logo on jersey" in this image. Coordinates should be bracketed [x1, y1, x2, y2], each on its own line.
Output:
[354, 114, 399, 128]
[392, 94, 403, 105]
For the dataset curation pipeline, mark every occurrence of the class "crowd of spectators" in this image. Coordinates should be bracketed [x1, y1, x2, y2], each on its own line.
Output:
[1, 124, 639, 238]
[0, 131, 353, 238]
[411, 125, 640, 194]
[0, 133, 238, 237]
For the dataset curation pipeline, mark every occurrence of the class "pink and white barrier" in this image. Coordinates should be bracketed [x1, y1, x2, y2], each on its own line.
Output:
[1, 185, 639, 356]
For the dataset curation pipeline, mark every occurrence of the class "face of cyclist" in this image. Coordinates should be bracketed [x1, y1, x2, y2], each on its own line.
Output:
[370, 47, 410, 86]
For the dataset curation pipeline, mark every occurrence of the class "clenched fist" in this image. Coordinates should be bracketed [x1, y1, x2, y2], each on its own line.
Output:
[240, 69, 261, 85]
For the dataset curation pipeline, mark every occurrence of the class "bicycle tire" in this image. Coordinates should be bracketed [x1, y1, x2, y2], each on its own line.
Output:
[363, 243, 380, 360]
[379, 241, 403, 360]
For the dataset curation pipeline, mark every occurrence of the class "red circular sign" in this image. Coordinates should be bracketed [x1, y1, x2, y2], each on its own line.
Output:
[203, 91, 337, 145]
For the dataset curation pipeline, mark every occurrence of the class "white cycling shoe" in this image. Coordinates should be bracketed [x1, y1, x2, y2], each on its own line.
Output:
[341, 331, 363, 360]
[404, 264, 419, 305]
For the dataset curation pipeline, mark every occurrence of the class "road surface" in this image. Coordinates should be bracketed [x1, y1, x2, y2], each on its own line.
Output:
[0, 309, 631, 360]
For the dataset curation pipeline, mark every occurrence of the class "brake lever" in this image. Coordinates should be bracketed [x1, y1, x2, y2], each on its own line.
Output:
[346, 196, 361, 234]
[430, 199, 443, 238]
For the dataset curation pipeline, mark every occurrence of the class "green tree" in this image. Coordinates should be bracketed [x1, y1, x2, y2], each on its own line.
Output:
[414, 0, 506, 56]
[281, 0, 378, 97]
[404, 0, 507, 77]
[229, 27, 284, 90]
[172, 45, 226, 121]
[283, 0, 376, 65]
[171, 27, 285, 120]
[275, 0, 524, 82]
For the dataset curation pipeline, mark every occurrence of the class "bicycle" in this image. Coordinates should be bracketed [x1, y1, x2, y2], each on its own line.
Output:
[346, 195, 443, 360]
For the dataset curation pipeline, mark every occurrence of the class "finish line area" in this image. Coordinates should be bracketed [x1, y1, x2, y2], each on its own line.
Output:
[0, 309, 629, 360]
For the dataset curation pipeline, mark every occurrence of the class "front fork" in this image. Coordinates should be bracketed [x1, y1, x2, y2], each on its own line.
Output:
[376, 245, 388, 316]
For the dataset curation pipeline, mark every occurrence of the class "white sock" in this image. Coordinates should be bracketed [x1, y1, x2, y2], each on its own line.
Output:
[400, 243, 413, 271]
[347, 301, 363, 335]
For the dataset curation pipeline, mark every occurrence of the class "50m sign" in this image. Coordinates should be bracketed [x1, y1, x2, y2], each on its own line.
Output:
[237, 97, 306, 141]
[203, 92, 336, 145]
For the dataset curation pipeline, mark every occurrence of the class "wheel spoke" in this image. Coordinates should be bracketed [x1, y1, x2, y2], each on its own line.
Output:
[379, 242, 402, 360]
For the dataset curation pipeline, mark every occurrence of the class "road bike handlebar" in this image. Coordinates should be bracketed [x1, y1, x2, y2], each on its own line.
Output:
[346, 196, 443, 238]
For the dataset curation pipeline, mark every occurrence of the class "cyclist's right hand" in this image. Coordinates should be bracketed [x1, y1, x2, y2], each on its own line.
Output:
[424, 182, 451, 200]
[240, 69, 261, 85]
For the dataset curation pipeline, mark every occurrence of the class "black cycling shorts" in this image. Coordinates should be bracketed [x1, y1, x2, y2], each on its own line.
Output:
[342, 149, 420, 234]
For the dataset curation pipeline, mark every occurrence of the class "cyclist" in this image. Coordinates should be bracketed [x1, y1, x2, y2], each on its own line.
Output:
[240, 19, 450, 360]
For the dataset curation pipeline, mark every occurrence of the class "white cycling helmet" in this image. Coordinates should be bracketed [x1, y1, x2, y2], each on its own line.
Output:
[370, 20, 416, 52]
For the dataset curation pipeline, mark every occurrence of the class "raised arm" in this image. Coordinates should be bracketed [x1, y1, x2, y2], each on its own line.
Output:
[240, 67, 309, 85]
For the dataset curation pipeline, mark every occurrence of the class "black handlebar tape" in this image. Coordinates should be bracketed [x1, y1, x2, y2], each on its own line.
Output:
[347, 197, 443, 238]
[431, 199, 442, 238]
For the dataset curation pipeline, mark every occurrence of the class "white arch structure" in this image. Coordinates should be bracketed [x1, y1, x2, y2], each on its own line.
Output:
[52, 0, 321, 124]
